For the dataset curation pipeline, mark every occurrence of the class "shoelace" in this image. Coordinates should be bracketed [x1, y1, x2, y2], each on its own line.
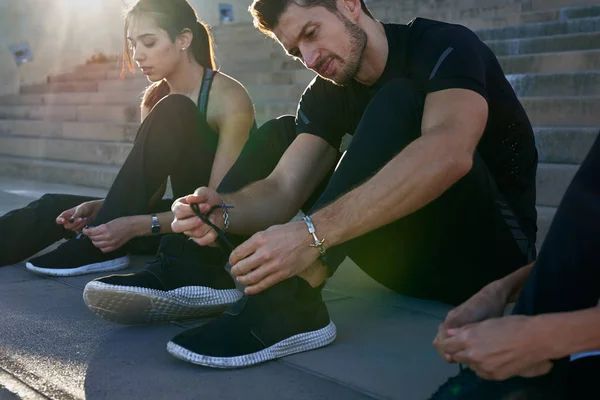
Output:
[190, 203, 235, 251]
[190, 203, 247, 293]
[429, 368, 479, 399]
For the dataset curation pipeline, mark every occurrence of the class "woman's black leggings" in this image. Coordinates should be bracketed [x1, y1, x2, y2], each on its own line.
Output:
[0, 95, 288, 266]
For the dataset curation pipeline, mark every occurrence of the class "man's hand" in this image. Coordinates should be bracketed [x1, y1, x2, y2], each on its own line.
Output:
[56, 200, 102, 232]
[83, 217, 137, 253]
[171, 187, 224, 246]
[229, 221, 319, 295]
[438, 316, 554, 381]
[433, 282, 508, 361]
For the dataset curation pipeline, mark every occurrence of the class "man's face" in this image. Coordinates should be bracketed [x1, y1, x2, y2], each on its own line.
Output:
[273, 2, 367, 85]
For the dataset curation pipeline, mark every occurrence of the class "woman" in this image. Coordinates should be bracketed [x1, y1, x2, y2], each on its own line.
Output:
[0, 0, 275, 276]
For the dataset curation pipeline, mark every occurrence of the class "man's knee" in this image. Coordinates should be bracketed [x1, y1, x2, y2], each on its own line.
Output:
[368, 78, 424, 116]
[357, 78, 424, 142]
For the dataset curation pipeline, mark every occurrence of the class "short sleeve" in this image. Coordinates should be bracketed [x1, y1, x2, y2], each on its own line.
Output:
[411, 23, 488, 100]
[296, 77, 347, 150]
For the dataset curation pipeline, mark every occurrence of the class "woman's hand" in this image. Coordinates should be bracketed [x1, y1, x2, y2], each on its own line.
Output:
[56, 200, 103, 232]
[83, 217, 137, 253]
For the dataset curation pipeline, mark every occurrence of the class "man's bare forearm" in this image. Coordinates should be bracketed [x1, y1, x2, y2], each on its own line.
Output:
[492, 262, 535, 304]
[312, 132, 473, 247]
[221, 177, 304, 235]
[534, 307, 600, 361]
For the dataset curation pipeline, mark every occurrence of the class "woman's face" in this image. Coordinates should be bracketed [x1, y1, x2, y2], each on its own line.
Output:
[127, 14, 182, 82]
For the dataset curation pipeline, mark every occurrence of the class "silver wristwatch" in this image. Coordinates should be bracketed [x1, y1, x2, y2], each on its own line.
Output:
[151, 214, 160, 235]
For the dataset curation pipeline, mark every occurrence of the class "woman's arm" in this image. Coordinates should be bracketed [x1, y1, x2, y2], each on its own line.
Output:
[125, 211, 175, 237]
[207, 76, 255, 190]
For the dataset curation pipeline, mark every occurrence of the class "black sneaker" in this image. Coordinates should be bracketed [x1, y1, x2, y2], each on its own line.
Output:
[25, 235, 129, 277]
[166, 276, 336, 368]
[83, 234, 241, 325]
[429, 366, 560, 400]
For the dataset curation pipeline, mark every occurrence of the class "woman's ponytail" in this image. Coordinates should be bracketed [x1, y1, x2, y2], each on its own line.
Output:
[191, 20, 216, 70]
[141, 80, 170, 111]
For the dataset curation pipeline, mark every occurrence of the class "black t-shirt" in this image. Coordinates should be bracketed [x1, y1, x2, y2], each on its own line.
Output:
[296, 18, 538, 239]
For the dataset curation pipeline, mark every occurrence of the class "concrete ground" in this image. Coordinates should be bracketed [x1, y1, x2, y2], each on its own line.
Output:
[0, 178, 458, 400]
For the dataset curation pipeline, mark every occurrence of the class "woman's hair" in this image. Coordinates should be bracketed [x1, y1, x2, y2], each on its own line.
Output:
[122, 0, 217, 111]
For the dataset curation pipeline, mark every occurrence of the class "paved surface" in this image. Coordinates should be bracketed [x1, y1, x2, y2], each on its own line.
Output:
[0, 178, 457, 400]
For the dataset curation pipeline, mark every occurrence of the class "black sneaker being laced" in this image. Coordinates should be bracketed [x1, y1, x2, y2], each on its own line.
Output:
[26, 233, 129, 277]
[166, 276, 336, 368]
[429, 366, 559, 400]
[83, 234, 241, 325]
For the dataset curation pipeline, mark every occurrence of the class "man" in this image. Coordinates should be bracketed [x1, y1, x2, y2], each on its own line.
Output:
[429, 133, 600, 399]
[85, 0, 537, 369]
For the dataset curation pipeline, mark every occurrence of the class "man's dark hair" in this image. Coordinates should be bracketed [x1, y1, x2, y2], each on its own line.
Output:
[249, 0, 373, 37]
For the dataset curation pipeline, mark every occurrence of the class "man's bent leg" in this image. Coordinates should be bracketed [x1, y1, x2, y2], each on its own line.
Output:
[306, 78, 530, 305]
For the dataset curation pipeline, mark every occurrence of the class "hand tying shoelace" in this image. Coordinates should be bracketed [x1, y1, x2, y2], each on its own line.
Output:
[189, 203, 247, 292]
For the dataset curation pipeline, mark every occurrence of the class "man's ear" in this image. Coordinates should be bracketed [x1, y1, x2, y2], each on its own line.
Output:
[177, 28, 194, 50]
[340, 0, 361, 21]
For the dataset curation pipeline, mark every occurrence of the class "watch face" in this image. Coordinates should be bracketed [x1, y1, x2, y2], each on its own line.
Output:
[151, 216, 160, 234]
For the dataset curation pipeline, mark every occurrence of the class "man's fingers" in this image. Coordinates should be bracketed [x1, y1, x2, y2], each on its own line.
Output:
[236, 262, 273, 286]
[187, 230, 217, 246]
[518, 361, 553, 378]
[437, 331, 468, 354]
[173, 216, 205, 234]
[244, 272, 286, 295]
[231, 250, 264, 277]
[449, 349, 471, 365]
[71, 221, 88, 232]
[229, 236, 262, 268]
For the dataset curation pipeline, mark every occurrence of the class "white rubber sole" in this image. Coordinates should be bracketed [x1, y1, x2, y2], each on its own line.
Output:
[25, 255, 130, 277]
[83, 280, 242, 325]
[167, 320, 337, 368]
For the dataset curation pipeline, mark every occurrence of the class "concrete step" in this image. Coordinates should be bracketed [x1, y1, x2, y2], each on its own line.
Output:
[521, 96, 600, 127]
[0, 136, 131, 166]
[477, 15, 600, 41]
[246, 84, 307, 104]
[254, 101, 298, 125]
[499, 49, 600, 74]
[233, 69, 315, 86]
[368, 0, 600, 22]
[486, 31, 600, 57]
[0, 120, 138, 142]
[536, 162, 578, 207]
[369, 1, 526, 24]
[0, 155, 118, 189]
[47, 69, 136, 84]
[536, 205, 556, 246]
[0, 105, 140, 124]
[0, 91, 143, 107]
[508, 71, 600, 97]
[535, 126, 599, 164]
[219, 58, 302, 75]
[19, 78, 150, 95]
[73, 61, 121, 74]
[463, 4, 600, 29]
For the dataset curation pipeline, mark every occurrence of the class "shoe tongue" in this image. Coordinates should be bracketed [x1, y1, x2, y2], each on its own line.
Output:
[256, 276, 321, 306]
[156, 234, 188, 258]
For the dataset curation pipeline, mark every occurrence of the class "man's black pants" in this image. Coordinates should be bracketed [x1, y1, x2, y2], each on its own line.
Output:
[219, 78, 533, 305]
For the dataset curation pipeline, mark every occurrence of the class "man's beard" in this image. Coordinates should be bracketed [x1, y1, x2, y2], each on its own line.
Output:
[327, 15, 367, 85]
